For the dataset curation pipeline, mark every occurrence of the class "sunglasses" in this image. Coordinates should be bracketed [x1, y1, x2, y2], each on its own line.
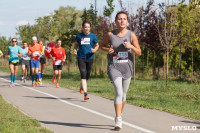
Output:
[12, 41, 17, 42]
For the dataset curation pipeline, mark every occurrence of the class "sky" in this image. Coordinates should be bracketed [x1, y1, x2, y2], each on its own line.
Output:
[0, 0, 170, 38]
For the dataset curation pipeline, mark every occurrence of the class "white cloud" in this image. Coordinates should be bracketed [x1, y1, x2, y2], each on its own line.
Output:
[16, 20, 34, 26]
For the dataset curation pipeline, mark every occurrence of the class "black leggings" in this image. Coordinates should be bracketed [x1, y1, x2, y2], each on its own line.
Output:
[78, 58, 93, 79]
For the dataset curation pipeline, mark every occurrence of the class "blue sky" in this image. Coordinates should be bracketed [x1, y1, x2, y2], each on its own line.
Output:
[0, 0, 167, 38]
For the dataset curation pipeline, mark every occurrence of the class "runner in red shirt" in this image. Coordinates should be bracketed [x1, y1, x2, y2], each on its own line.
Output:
[50, 39, 66, 88]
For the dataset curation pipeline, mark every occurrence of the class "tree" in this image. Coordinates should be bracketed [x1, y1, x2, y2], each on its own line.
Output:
[103, 0, 115, 30]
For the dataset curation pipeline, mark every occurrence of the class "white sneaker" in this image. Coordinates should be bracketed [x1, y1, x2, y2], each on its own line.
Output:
[114, 116, 122, 130]
[21, 76, 24, 80]
[24, 78, 26, 83]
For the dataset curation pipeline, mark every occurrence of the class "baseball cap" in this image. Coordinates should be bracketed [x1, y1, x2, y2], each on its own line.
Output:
[32, 36, 37, 40]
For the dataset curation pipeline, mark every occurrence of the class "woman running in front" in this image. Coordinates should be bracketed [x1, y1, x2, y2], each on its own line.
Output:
[101, 11, 141, 130]
[50, 39, 66, 88]
[8, 38, 22, 87]
[74, 20, 99, 100]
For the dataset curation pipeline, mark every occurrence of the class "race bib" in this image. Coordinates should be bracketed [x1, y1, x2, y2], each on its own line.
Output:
[22, 55, 27, 58]
[113, 52, 128, 63]
[55, 60, 62, 65]
[81, 38, 90, 45]
[33, 51, 39, 56]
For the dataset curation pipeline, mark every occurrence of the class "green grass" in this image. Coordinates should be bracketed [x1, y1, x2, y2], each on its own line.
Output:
[0, 95, 53, 133]
[0, 63, 200, 122]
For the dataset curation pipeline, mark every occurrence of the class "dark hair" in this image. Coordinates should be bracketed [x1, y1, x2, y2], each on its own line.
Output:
[22, 41, 27, 44]
[82, 20, 91, 27]
[38, 40, 43, 43]
[57, 39, 62, 42]
[12, 38, 17, 41]
[115, 11, 129, 21]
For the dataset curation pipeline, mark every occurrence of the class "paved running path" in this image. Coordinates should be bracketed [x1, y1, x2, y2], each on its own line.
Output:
[0, 72, 199, 133]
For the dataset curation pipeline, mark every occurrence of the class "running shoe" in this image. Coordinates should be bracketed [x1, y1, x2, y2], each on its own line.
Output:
[56, 83, 60, 88]
[35, 82, 39, 86]
[24, 78, 26, 83]
[32, 82, 35, 87]
[80, 87, 84, 94]
[39, 80, 42, 85]
[114, 116, 122, 130]
[21, 76, 24, 81]
[9, 82, 13, 87]
[84, 94, 89, 100]
[52, 76, 56, 83]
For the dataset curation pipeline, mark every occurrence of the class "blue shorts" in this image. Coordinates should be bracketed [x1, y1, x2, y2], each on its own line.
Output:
[30, 60, 40, 68]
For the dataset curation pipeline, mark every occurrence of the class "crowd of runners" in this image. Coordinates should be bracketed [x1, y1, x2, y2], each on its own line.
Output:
[1, 11, 141, 130]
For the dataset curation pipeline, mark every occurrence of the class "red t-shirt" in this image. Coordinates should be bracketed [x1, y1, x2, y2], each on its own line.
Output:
[51, 47, 65, 65]
[28, 44, 43, 60]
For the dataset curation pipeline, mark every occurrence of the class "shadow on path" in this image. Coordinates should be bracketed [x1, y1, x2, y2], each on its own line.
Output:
[40, 120, 114, 130]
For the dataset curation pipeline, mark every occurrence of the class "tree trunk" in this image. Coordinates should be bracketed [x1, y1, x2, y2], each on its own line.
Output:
[68, 47, 71, 74]
[157, 53, 160, 80]
[147, 48, 149, 67]
[164, 52, 166, 79]
[178, 44, 182, 79]
[142, 43, 144, 73]
[94, 56, 97, 76]
[166, 47, 169, 87]
[153, 51, 156, 76]
[192, 43, 194, 80]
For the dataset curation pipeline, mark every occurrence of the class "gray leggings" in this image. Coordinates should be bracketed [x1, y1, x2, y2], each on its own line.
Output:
[113, 77, 131, 104]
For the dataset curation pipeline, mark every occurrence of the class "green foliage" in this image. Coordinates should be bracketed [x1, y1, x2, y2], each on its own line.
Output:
[103, 0, 115, 17]
[0, 95, 52, 133]
[0, 36, 11, 55]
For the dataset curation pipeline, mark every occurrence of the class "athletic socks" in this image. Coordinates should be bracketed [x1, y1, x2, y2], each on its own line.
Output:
[31, 75, 34, 83]
[13, 76, 17, 83]
[84, 92, 88, 96]
[35, 74, 39, 82]
[10, 74, 14, 82]
[38, 72, 41, 80]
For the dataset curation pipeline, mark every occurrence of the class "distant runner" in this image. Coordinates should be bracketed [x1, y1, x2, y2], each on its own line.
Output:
[101, 11, 141, 130]
[74, 20, 99, 100]
[50, 39, 66, 88]
[8, 38, 22, 87]
[28, 36, 43, 87]
[20, 41, 30, 83]
[38, 40, 46, 85]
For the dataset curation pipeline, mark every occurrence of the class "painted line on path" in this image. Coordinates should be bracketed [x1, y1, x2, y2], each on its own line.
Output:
[0, 77, 156, 133]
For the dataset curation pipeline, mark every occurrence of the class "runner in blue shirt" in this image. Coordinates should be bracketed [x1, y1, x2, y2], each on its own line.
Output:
[20, 41, 30, 83]
[8, 38, 22, 87]
[74, 20, 99, 100]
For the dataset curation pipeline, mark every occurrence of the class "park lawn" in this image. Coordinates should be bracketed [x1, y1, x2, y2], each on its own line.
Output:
[0, 65, 200, 121]
[0, 95, 52, 133]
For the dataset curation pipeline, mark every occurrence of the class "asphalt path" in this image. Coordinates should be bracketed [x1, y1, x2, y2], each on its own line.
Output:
[0, 72, 199, 133]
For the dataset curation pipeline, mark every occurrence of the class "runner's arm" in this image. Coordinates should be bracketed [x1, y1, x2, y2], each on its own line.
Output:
[101, 32, 111, 52]
[130, 33, 141, 56]
[73, 42, 78, 55]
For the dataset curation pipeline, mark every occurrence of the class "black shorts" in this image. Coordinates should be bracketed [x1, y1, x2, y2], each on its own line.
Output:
[9, 61, 19, 66]
[40, 58, 46, 64]
[21, 60, 30, 69]
[77, 58, 93, 79]
[53, 65, 62, 70]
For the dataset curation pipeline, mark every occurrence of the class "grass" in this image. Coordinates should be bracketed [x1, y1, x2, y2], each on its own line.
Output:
[0, 62, 200, 122]
[0, 95, 52, 133]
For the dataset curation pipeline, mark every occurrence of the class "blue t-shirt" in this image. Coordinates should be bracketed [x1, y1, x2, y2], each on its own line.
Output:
[8, 45, 21, 62]
[75, 32, 98, 59]
[21, 47, 30, 60]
